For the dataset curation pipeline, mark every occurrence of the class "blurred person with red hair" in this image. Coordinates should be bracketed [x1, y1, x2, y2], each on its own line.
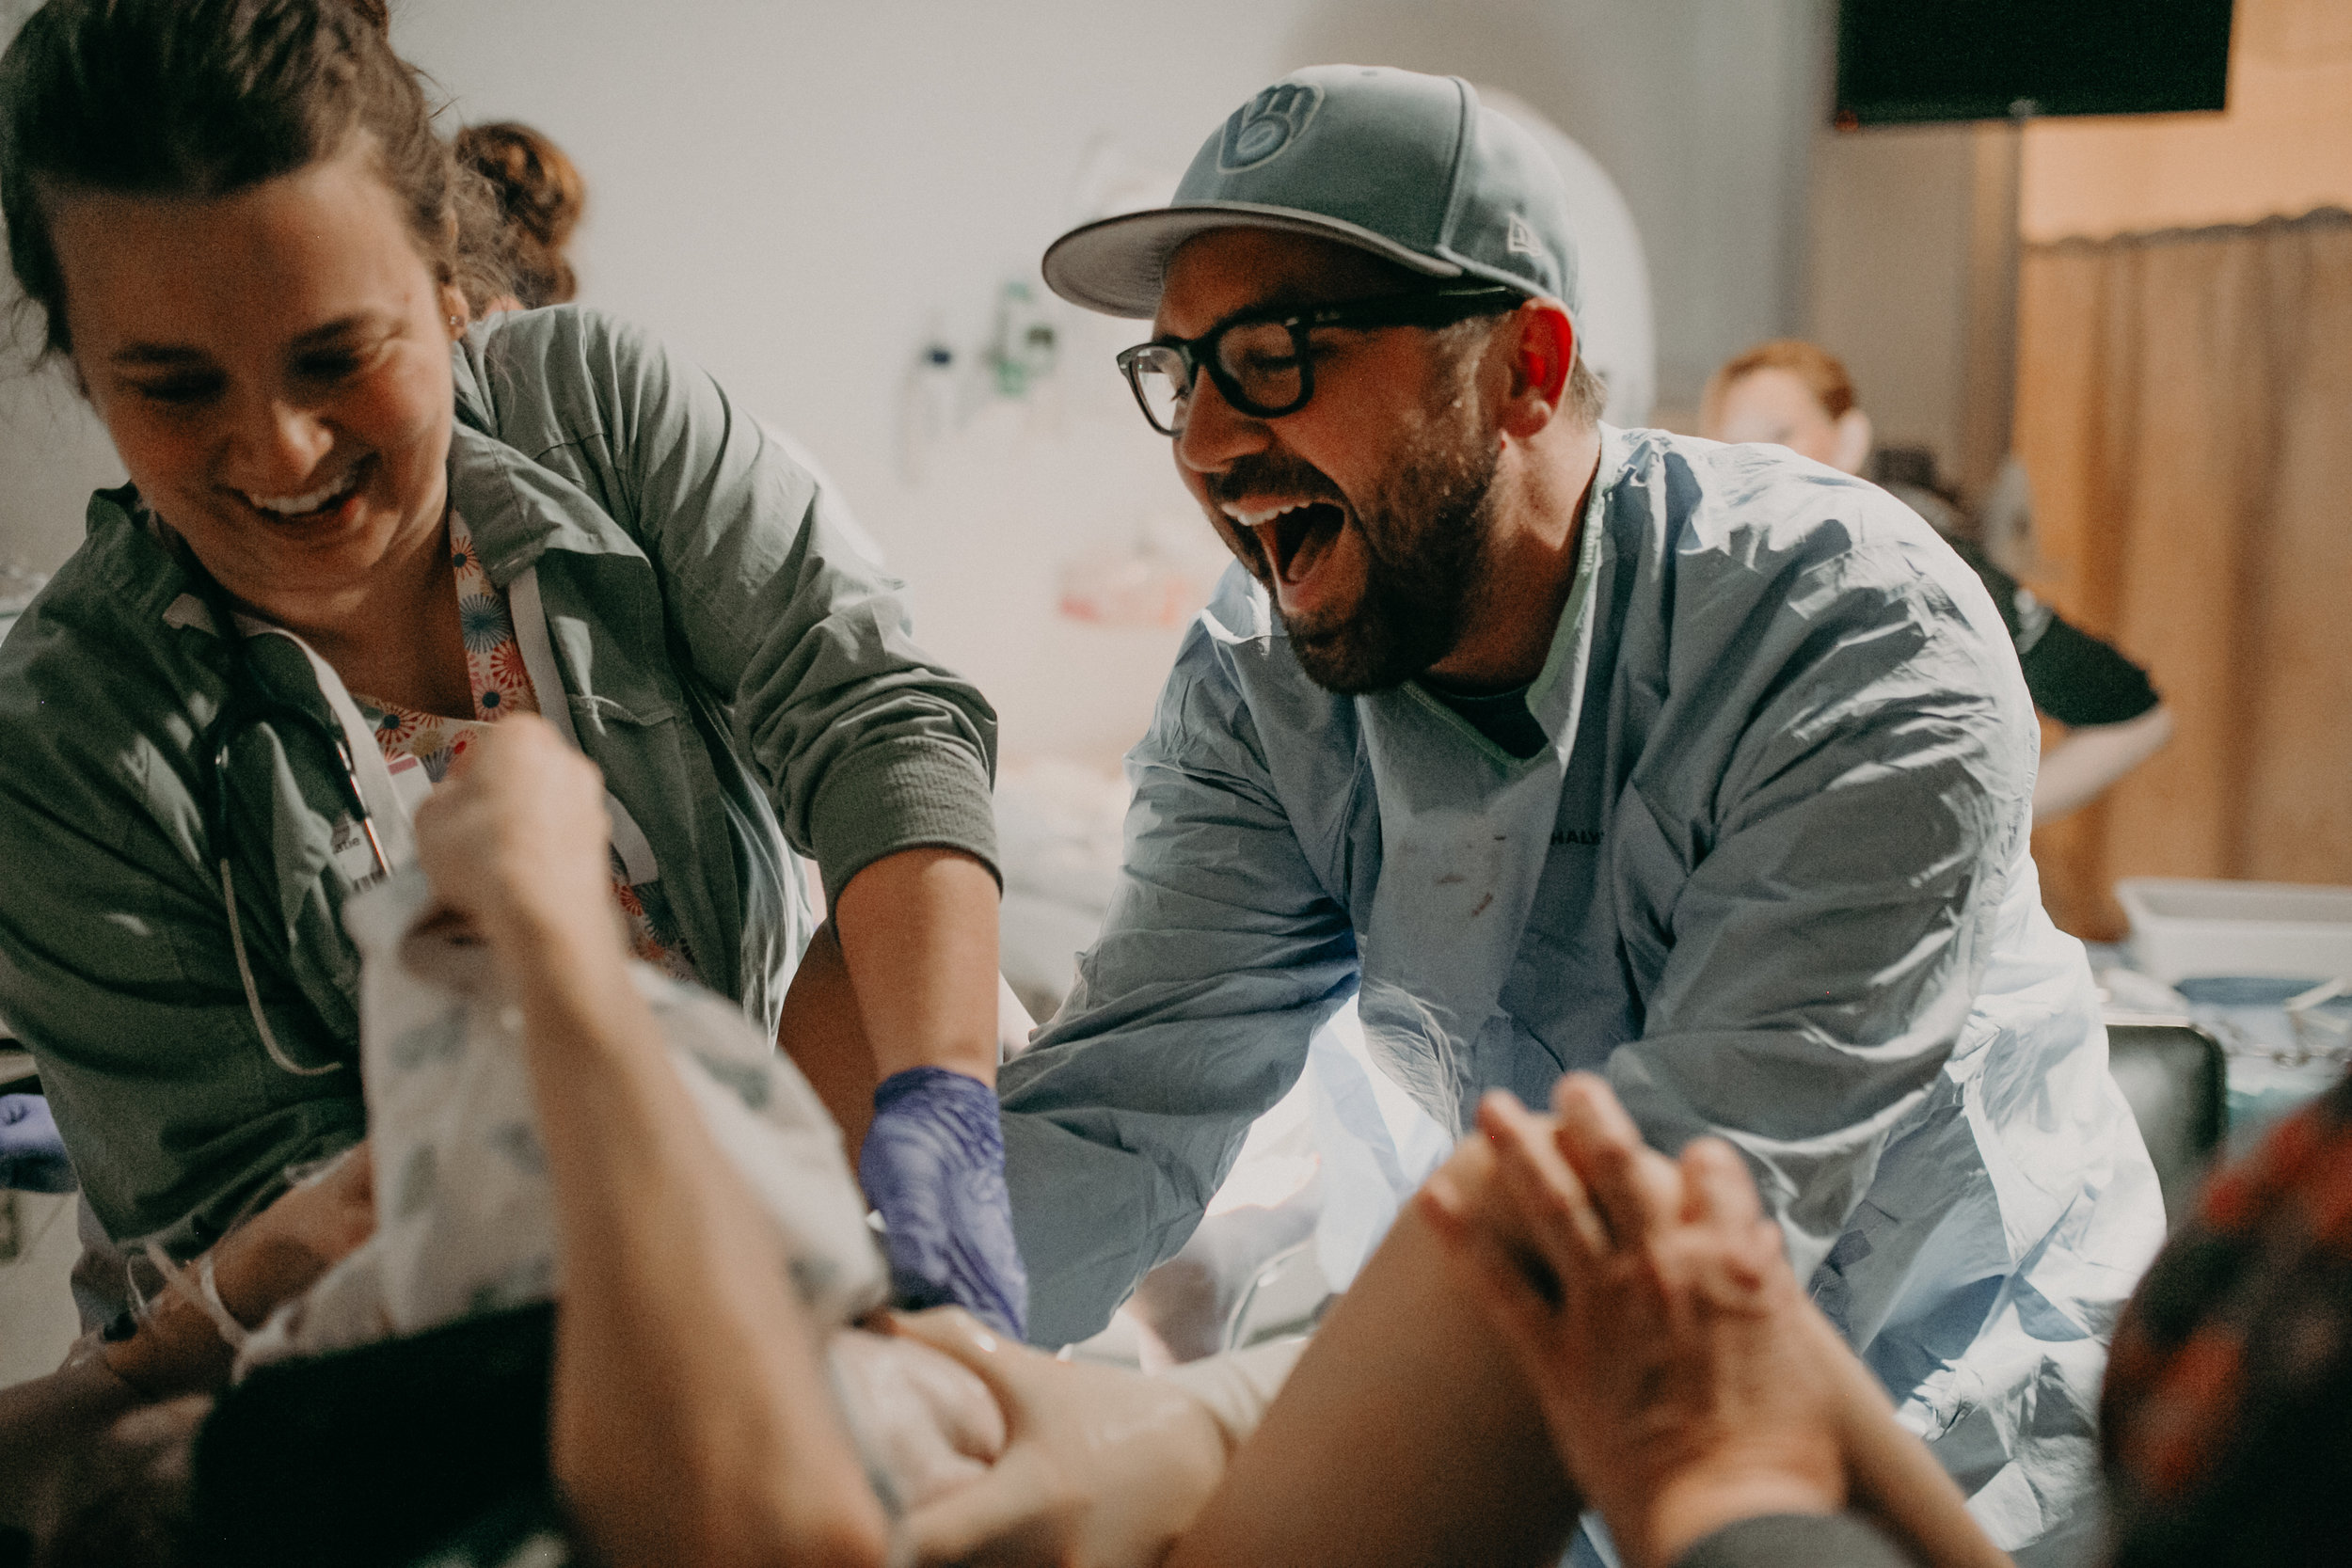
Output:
[1703, 340, 2172, 824]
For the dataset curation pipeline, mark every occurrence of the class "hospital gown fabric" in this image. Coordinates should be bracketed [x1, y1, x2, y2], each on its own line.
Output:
[240, 868, 885, 1369]
[999, 427, 2165, 1561]
[199, 866, 1298, 1564]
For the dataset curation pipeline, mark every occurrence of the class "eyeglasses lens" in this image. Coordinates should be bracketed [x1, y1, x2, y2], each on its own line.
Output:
[1128, 346, 1190, 435]
[1216, 321, 1305, 417]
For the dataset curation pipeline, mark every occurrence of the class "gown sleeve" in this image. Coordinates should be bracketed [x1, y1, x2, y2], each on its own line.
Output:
[1604, 536, 2032, 1284]
[998, 628, 1359, 1346]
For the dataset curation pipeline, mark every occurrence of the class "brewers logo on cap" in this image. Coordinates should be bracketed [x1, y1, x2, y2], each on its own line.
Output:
[1217, 82, 1323, 172]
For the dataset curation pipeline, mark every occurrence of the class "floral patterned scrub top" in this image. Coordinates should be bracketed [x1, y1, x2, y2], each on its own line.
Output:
[352, 513, 700, 983]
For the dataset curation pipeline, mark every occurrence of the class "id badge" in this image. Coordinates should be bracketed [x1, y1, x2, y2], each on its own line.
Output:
[330, 812, 385, 890]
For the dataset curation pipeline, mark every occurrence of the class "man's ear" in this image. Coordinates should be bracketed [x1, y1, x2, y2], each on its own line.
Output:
[440, 281, 470, 341]
[1498, 299, 1575, 440]
[1832, 408, 1873, 476]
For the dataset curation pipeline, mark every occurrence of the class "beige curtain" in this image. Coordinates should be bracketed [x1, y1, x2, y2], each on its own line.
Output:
[2015, 208, 2352, 941]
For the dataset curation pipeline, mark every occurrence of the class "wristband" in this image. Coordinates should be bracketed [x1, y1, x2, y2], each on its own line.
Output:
[94, 1290, 230, 1401]
[146, 1239, 251, 1351]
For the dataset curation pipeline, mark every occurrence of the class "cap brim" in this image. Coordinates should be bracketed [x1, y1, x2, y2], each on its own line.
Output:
[1041, 201, 1463, 319]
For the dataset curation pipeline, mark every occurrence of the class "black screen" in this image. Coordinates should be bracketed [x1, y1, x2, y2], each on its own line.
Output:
[1836, 0, 2234, 125]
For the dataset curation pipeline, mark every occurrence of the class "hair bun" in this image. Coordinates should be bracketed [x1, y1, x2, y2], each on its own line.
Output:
[453, 121, 585, 309]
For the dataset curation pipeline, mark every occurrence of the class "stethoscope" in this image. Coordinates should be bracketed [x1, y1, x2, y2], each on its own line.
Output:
[184, 547, 674, 1079]
[192, 569, 384, 1078]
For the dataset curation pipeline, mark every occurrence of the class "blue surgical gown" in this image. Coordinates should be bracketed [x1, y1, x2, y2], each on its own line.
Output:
[1001, 427, 2163, 1560]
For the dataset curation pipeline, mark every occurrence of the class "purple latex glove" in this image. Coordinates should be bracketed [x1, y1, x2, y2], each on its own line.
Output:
[0, 1093, 76, 1193]
[858, 1067, 1027, 1338]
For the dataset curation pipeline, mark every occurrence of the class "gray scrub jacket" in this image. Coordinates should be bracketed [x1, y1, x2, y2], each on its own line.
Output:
[1002, 427, 2162, 1558]
[0, 306, 996, 1258]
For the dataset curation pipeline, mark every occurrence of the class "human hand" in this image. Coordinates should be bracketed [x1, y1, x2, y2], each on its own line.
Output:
[210, 1141, 377, 1330]
[828, 1325, 1007, 1511]
[890, 1307, 1229, 1568]
[411, 715, 618, 964]
[97, 1144, 375, 1399]
[860, 1067, 1028, 1338]
[0, 1092, 76, 1192]
[1420, 1075, 1845, 1568]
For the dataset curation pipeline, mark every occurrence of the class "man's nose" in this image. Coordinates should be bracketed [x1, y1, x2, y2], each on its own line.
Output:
[225, 394, 334, 491]
[1173, 368, 1270, 477]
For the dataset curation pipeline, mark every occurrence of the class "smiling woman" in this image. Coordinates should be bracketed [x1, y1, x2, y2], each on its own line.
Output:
[51, 150, 480, 715]
[0, 0, 1017, 1362]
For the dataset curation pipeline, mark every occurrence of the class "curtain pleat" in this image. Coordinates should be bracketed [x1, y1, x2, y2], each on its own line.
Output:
[2015, 208, 2352, 939]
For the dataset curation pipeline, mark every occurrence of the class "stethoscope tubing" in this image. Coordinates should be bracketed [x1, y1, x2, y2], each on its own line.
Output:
[196, 576, 383, 1078]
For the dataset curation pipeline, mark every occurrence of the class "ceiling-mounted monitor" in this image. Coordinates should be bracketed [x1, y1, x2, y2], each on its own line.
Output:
[1835, 0, 2234, 126]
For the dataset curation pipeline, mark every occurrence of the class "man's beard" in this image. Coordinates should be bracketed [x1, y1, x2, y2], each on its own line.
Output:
[1215, 407, 1501, 695]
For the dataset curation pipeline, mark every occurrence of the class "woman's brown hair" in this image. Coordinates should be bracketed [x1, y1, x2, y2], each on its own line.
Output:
[0, 0, 503, 356]
[453, 120, 585, 310]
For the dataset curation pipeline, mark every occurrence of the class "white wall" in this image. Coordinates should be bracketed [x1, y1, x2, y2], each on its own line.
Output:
[1280, 0, 1827, 426]
[1804, 124, 1977, 468]
[0, 359, 125, 574]
[0, 0, 1828, 763]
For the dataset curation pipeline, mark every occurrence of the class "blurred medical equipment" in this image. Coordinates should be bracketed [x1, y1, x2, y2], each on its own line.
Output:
[2116, 877, 2352, 986]
[2102, 1019, 2227, 1226]
[0, 1093, 73, 1194]
[2111, 877, 2352, 1152]
[989, 279, 1059, 398]
[896, 279, 1065, 482]
[898, 329, 961, 483]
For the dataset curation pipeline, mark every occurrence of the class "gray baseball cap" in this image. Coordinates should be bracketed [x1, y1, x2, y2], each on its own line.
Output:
[1043, 65, 1581, 322]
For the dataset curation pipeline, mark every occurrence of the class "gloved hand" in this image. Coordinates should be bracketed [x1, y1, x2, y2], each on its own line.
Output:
[0, 1092, 77, 1193]
[858, 1068, 1027, 1339]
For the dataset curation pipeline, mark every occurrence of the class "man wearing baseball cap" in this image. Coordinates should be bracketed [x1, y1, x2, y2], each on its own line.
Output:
[1000, 65, 2158, 1561]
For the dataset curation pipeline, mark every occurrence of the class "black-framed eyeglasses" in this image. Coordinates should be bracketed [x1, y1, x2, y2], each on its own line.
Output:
[1115, 284, 1523, 437]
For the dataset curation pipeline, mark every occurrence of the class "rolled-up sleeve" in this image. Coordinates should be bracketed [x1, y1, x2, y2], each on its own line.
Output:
[1000, 638, 1358, 1345]
[556, 311, 999, 901]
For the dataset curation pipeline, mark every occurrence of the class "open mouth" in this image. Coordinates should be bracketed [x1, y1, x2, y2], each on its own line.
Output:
[1229, 498, 1348, 588]
[237, 455, 372, 525]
